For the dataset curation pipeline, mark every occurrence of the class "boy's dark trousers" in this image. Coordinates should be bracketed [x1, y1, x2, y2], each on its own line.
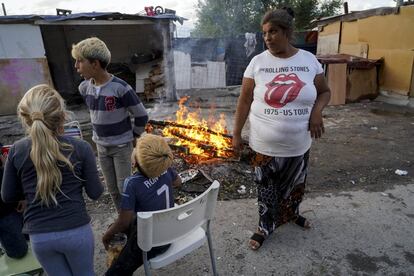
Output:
[105, 219, 170, 276]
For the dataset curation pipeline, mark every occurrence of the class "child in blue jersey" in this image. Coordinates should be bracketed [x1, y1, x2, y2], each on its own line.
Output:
[72, 37, 149, 211]
[102, 134, 181, 276]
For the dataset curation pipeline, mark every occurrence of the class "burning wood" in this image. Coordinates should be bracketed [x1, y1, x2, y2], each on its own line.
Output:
[168, 129, 234, 156]
[148, 119, 233, 139]
[146, 96, 236, 163]
[168, 129, 217, 151]
[149, 124, 235, 162]
[168, 144, 190, 155]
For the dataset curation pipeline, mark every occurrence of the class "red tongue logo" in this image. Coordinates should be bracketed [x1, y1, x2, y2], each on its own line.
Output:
[264, 73, 305, 108]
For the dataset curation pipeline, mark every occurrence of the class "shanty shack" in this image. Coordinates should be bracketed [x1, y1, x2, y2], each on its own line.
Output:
[316, 4, 414, 106]
[0, 12, 185, 115]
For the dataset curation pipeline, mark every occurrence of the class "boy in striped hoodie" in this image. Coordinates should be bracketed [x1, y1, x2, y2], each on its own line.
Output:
[72, 37, 148, 211]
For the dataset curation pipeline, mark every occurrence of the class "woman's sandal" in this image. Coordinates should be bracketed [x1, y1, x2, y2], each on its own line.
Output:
[249, 232, 265, 250]
[294, 215, 311, 229]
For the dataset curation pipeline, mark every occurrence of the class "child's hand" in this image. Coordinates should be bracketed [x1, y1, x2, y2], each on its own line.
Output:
[16, 200, 27, 213]
[173, 176, 182, 188]
[102, 231, 113, 250]
[131, 148, 137, 168]
[0, 152, 5, 168]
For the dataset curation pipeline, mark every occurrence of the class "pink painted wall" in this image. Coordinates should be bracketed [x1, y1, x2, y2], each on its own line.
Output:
[0, 58, 53, 115]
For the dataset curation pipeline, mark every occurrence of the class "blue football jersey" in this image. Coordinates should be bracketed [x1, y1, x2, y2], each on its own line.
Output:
[120, 168, 178, 212]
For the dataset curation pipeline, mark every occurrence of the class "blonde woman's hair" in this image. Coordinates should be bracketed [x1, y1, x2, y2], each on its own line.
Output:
[135, 134, 174, 178]
[71, 37, 111, 69]
[17, 84, 74, 207]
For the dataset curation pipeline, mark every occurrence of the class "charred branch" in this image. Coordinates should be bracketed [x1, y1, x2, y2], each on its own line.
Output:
[148, 119, 233, 139]
[169, 130, 234, 155]
[168, 144, 190, 155]
[170, 130, 216, 151]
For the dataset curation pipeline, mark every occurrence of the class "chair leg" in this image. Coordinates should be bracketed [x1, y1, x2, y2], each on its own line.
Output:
[206, 220, 218, 276]
[143, 251, 152, 276]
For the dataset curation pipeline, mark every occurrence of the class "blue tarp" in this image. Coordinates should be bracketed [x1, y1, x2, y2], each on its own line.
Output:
[0, 12, 186, 24]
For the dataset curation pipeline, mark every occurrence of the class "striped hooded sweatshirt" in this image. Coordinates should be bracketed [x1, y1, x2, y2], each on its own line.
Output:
[79, 76, 148, 146]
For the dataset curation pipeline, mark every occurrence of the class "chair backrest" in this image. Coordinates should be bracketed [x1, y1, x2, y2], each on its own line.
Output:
[137, 180, 220, 252]
[63, 121, 83, 140]
[1, 144, 11, 159]
[1, 121, 83, 159]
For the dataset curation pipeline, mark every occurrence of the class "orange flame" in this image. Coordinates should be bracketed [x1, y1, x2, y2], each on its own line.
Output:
[162, 96, 233, 162]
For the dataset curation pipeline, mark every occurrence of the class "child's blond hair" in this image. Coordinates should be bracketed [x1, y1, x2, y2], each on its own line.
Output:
[18, 84, 74, 207]
[135, 134, 174, 178]
[71, 37, 111, 69]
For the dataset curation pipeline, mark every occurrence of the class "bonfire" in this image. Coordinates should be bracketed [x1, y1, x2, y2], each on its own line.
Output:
[146, 96, 235, 163]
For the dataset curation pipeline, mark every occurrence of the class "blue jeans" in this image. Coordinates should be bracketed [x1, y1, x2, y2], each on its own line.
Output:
[96, 142, 133, 211]
[30, 223, 95, 276]
[0, 211, 28, 258]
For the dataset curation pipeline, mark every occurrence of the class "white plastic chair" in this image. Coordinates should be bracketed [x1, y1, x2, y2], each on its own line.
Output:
[63, 121, 83, 140]
[137, 180, 220, 276]
[1, 121, 83, 157]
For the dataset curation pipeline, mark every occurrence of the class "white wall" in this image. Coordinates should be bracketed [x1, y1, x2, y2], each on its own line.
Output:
[207, 61, 226, 88]
[0, 24, 45, 58]
[191, 63, 208, 89]
[174, 50, 226, 89]
[174, 51, 191, 89]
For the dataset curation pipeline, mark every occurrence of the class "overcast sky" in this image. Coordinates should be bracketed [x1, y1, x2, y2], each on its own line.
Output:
[1, 0, 396, 36]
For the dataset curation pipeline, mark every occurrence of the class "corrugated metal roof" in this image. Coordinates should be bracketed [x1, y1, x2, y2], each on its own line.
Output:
[0, 12, 186, 24]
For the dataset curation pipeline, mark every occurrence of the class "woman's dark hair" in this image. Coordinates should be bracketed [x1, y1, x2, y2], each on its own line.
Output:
[261, 7, 295, 40]
[282, 7, 295, 18]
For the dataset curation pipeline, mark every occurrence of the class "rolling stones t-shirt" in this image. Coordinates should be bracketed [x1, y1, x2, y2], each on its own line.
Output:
[244, 49, 323, 157]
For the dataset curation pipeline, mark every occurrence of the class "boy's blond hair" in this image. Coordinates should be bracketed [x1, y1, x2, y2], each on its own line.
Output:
[71, 37, 111, 68]
[135, 134, 174, 178]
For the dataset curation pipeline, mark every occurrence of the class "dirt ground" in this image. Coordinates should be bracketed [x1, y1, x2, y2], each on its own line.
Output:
[1, 88, 413, 275]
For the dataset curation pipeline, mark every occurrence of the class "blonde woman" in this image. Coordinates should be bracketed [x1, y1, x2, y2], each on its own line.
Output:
[1, 85, 103, 276]
[102, 134, 181, 276]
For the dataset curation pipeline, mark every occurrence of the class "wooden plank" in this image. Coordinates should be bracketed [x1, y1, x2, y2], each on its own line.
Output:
[347, 67, 378, 101]
[410, 59, 414, 98]
[339, 43, 369, 58]
[327, 63, 347, 105]
[317, 33, 340, 55]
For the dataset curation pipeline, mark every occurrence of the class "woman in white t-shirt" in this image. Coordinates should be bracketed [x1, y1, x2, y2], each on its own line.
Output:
[232, 7, 331, 250]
